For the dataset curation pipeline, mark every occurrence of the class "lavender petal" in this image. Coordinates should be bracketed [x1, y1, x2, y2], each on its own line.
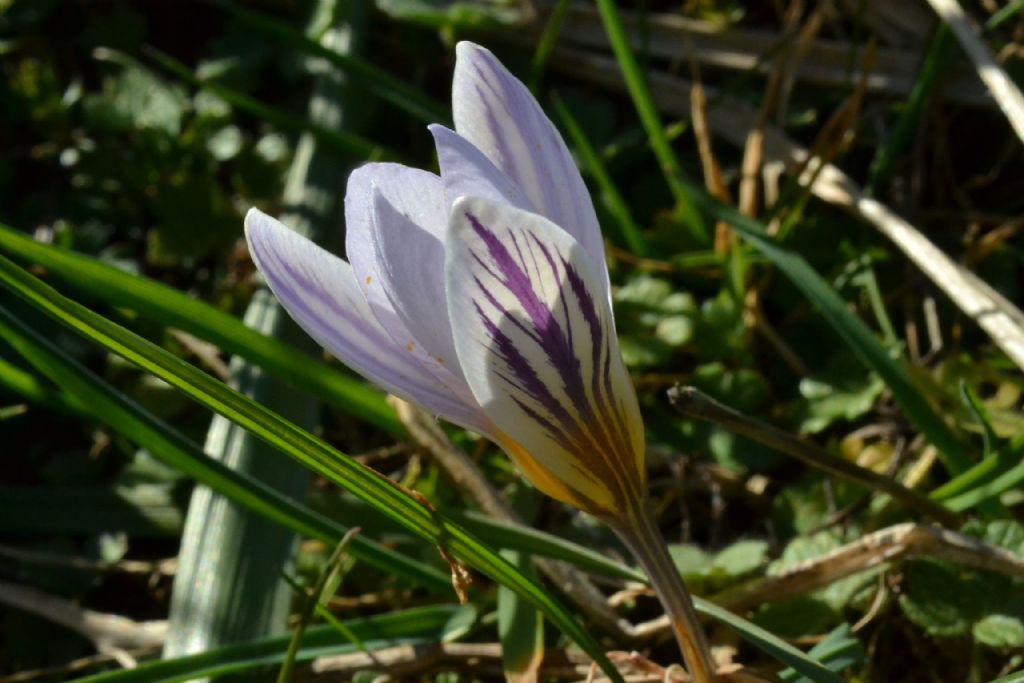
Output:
[245, 208, 489, 433]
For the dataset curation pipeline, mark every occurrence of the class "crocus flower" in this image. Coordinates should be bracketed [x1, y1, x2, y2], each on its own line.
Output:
[245, 42, 715, 683]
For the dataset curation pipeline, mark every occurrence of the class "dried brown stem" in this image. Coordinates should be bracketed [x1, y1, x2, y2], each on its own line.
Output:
[713, 522, 1024, 613]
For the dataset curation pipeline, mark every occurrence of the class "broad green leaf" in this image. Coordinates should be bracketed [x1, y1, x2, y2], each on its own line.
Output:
[898, 560, 990, 637]
[0, 222, 399, 433]
[974, 613, 1024, 649]
[374, 0, 525, 28]
[137, 46, 393, 160]
[0, 254, 625, 683]
[753, 597, 838, 639]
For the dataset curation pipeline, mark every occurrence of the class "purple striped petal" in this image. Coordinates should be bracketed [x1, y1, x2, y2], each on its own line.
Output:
[245, 209, 488, 433]
[445, 197, 645, 518]
[451, 42, 609, 298]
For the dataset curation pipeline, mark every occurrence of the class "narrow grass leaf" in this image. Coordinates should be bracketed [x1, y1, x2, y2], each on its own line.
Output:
[694, 598, 842, 683]
[553, 94, 648, 255]
[71, 605, 468, 683]
[592, 0, 707, 243]
[0, 305, 449, 592]
[0, 355, 82, 415]
[0, 223, 400, 434]
[0, 255, 625, 683]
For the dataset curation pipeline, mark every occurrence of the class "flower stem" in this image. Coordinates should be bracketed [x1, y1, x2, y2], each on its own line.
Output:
[611, 503, 716, 683]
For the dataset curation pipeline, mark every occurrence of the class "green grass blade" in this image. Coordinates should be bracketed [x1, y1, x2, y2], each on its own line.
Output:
[455, 511, 644, 582]
[529, 0, 572, 92]
[0, 355, 82, 415]
[694, 598, 842, 683]
[0, 223, 400, 434]
[592, 0, 707, 244]
[553, 94, 648, 255]
[208, 0, 448, 124]
[687, 189, 973, 476]
[986, 0, 1024, 29]
[865, 27, 953, 196]
[940, 434, 1024, 512]
[0, 305, 449, 592]
[0, 254, 625, 683]
[71, 605, 468, 683]
[276, 528, 361, 683]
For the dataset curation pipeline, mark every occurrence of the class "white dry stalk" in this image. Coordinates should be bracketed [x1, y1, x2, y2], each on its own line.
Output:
[924, 0, 1024, 144]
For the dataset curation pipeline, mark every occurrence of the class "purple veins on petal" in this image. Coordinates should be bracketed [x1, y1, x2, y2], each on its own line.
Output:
[447, 198, 645, 514]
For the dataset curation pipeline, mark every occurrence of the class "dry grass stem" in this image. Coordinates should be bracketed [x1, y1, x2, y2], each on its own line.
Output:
[924, 0, 1024, 143]
[713, 522, 1024, 612]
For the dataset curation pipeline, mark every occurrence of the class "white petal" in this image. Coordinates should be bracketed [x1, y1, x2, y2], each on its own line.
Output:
[451, 42, 609, 293]
[445, 196, 644, 515]
[245, 208, 487, 432]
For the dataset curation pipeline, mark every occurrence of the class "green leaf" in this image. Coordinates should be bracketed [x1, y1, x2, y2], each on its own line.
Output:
[83, 61, 186, 135]
[0, 254, 625, 683]
[898, 560, 990, 637]
[138, 46, 392, 161]
[974, 613, 1024, 649]
[793, 353, 885, 434]
[0, 222, 400, 433]
[753, 597, 838, 639]
[670, 540, 768, 593]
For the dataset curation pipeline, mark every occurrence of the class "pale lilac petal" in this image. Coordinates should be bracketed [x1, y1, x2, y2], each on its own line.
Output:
[369, 188, 480, 410]
[344, 165, 452, 375]
[451, 42, 608, 291]
[244, 208, 487, 432]
[344, 163, 484, 415]
[445, 197, 644, 515]
[429, 124, 533, 213]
